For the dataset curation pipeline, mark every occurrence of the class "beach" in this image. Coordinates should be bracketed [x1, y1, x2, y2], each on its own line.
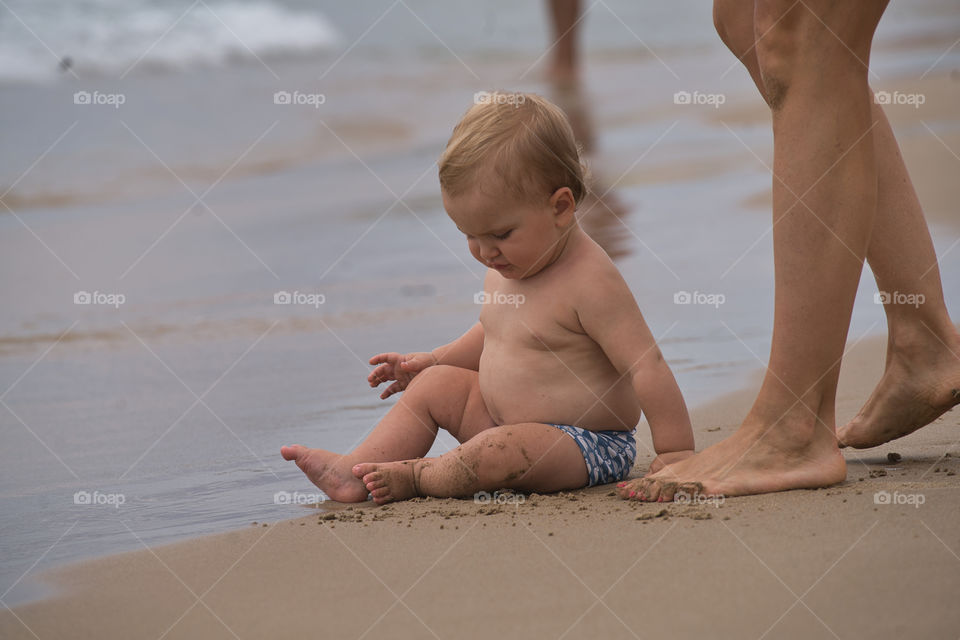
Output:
[1, 0, 959, 636]
[2, 331, 958, 639]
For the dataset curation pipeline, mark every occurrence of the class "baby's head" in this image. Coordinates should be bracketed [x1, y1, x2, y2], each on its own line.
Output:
[438, 92, 587, 279]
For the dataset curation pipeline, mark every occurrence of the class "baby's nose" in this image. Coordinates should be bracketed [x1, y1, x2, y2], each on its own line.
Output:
[479, 244, 500, 259]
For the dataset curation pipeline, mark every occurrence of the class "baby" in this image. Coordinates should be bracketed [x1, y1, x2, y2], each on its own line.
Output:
[282, 92, 695, 504]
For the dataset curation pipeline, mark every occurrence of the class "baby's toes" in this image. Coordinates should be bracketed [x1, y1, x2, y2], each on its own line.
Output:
[370, 487, 393, 504]
[352, 463, 378, 479]
[362, 472, 384, 490]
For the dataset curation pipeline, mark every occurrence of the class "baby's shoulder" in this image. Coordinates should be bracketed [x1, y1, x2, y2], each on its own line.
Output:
[568, 242, 629, 292]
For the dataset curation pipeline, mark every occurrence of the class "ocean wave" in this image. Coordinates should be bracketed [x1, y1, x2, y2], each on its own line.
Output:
[0, 0, 343, 83]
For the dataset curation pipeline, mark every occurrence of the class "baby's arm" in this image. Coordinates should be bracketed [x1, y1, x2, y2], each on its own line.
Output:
[431, 321, 484, 370]
[368, 322, 484, 398]
[577, 266, 695, 459]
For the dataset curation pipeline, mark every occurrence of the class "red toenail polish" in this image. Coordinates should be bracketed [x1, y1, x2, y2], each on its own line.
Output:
[629, 491, 636, 497]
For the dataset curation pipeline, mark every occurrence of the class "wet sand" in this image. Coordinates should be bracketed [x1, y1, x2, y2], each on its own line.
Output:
[1, 329, 958, 639]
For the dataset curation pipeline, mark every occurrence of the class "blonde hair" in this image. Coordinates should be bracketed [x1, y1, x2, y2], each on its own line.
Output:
[438, 91, 587, 206]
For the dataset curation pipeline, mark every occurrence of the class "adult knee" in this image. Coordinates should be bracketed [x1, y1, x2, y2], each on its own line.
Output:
[713, 0, 754, 62]
[753, 0, 884, 111]
[714, 0, 765, 100]
[752, 0, 805, 111]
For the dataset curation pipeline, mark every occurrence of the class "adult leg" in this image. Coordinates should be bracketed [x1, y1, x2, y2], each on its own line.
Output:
[281, 365, 495, 502]
[547, 0, 581, 87]
[354, 423, 588, 504]
[837, 104, 960, 447]
[623, 0, 886, 500]
[713, 0, 960, 449]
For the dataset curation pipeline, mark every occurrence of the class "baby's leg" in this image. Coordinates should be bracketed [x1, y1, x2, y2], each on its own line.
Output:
[281, 365, 495, 502]
[354, 423, 588, 504]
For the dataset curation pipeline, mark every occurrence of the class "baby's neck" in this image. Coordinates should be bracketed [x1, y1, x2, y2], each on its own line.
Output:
[542, 223, 583, 272]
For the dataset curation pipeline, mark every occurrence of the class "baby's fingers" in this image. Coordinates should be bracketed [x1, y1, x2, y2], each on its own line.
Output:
[380, 381, 403, 399]
[368, 352, 395, 366]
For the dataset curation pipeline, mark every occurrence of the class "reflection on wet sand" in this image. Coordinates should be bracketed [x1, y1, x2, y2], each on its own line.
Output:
[550, 81, 633, 261]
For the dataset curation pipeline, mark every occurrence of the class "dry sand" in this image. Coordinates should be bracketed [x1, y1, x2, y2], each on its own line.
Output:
[3, 70, 958, 640]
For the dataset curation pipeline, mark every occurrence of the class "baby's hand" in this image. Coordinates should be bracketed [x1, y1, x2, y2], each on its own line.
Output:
[646, 450, 695, 476]
[367, 352, 436, 399]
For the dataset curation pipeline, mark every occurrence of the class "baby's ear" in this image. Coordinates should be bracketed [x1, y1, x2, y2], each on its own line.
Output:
[550, 187, 576, 224]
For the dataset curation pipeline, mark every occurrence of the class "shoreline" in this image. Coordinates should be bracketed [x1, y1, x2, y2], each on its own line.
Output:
[3, 331, 958, 639]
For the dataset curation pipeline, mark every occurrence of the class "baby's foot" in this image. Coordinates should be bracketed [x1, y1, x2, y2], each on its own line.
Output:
[353, 461, 420, 505]
[280, 445, 369, 503]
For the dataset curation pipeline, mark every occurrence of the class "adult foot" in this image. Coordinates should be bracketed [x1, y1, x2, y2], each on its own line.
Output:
[280, 445, 369, 503]
[838, 336, 960, 449]
[617, 420, 846, 501]
[353, 461, 420, 505]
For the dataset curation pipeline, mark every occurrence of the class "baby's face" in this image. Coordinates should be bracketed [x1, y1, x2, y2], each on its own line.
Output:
[443, 186, 570, 280]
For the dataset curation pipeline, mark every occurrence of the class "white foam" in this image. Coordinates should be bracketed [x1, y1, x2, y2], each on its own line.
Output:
[0, 0, 343, 83]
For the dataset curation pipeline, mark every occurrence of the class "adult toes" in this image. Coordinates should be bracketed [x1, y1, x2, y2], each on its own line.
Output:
[624, 479, 648, 500]
[655, 481, 679, 502]
[617, 480, 639, 499]
[675, 481, 705, 501]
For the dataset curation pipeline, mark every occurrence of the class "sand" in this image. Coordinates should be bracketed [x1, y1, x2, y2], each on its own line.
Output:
[2, 61, 958, 640]
[2, 327, 958, 639]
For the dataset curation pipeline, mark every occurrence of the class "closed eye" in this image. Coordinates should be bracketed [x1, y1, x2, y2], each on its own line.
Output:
[493, 230, 512, 240]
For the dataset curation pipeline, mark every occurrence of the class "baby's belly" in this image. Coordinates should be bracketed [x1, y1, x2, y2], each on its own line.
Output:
[478, 346, 639, 430]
